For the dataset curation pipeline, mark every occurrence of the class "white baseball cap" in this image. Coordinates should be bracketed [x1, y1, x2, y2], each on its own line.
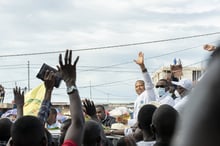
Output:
[172, 78, 193, 91]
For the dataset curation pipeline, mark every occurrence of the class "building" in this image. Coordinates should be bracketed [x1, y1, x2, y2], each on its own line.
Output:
[151, 66, 205, 85]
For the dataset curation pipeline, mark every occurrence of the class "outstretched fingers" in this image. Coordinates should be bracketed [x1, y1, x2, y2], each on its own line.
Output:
[64, 50, 68, 65]
[74, 56, 79, 66]
[69, 49, 72, 65]
[59, 54, 63, 67]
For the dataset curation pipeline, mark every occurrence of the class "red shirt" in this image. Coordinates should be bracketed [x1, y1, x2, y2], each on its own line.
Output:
[62, 139, 78, 146]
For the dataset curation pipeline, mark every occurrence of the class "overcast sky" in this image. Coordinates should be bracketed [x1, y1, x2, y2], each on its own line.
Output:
[1, 0, 220, 104]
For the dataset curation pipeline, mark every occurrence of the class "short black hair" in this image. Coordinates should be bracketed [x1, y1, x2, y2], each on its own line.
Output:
[96, 105, 105, 111]
[83, 120, 101, 146]
[117, 136, 136, 146]
[138, 104, 157, 132]
[152, 104, 178, 140]
[11, 116, 46, 146]
[50, 108, 57, 115]
[0, 118, 12, 141]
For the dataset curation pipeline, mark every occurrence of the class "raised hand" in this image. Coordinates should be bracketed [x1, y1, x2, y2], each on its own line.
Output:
[134, 51, 147, 72]
[13, 86, 24, 107]
[204, 44, 216, 52]
[43, 70, 55, 91]
[57, 50, 79, 87]
[82, 99, 96, 118]
[134, 51, 144, 66]
[13, 86, 24, 118]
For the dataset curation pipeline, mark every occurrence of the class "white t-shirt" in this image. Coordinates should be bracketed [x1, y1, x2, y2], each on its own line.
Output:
[133, 72, 156, 120]
[174, 96, 189, 114]
[47, 120, 61, 129]
[174, 97, 181, 105]
[137, 140, 155, 146]
[157, 92, 175, 107]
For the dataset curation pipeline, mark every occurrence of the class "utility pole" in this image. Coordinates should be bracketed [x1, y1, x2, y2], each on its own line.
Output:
[28, 61, 30, 91]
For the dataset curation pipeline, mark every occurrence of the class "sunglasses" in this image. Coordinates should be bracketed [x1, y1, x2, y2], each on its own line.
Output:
[155, 85, 166, 88]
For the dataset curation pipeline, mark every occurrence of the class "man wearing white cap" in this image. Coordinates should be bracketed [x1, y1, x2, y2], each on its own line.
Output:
[172, 78, 193, 114]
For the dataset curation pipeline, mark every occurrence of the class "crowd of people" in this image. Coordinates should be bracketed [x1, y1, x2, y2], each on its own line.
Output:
[0, 43, 219, 146]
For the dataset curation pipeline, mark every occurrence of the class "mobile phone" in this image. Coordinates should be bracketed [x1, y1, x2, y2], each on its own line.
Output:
[36, 63, 62, 88]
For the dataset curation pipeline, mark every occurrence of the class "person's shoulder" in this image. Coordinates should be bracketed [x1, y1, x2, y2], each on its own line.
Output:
[62, 139, 78, 146]
[139, 90, 148, 97]
[107, 115, 116, 120]
[161, 96, 175, 106]
[137, 140, 155, 146]
[165, 95, 175, 102]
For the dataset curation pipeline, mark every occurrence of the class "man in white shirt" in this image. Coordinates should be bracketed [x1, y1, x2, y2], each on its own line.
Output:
[133, 52, 175, 119]
[155, 79, 175, 107]
[172, 78, 193, 114]
[133, 52, 157, 120]
[46, 108, 61, 129]
[124, 52, 157, 136]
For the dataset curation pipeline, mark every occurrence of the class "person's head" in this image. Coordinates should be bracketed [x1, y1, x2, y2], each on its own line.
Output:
[172, 79, 192, 98]
[135, 80, 145, 95]
[83, 120, 101, 146]
[59, 118, 71, 145]
[0, 118, 12, 143]
[151, 105, 178, 144]
[96, 105, 106, 121]
[10, 115, 47, 146]
[155, 79, 170, 97]
[138, 104, 157, 140]
[47, 108, 57, 125]
[117, 136, 137, 146]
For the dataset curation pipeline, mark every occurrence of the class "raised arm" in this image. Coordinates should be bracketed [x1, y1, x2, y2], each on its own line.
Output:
[58, 50, 84, 146]
[37, 70, 55, 125]
[13, 86, 24, 119]
[134, 52, 154, 89]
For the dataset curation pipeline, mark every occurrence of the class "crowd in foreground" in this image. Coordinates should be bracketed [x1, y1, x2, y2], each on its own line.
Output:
[0, 43, 219, 146]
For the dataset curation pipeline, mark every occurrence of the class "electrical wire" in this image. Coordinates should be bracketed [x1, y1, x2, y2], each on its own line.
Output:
[79, 40, 218, 72]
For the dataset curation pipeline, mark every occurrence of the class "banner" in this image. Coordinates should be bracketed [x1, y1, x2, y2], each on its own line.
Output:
[24, 83, 46, 116]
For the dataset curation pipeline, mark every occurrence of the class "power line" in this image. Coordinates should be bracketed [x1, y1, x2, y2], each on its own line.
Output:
[0, 31, 219, 58]
[79, 40, 218, 72]
[1, 59, 206, 88]
[0, 48, 210, 85]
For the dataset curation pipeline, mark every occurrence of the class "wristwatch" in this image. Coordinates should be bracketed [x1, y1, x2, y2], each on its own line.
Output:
[67, 85, 78, 94]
